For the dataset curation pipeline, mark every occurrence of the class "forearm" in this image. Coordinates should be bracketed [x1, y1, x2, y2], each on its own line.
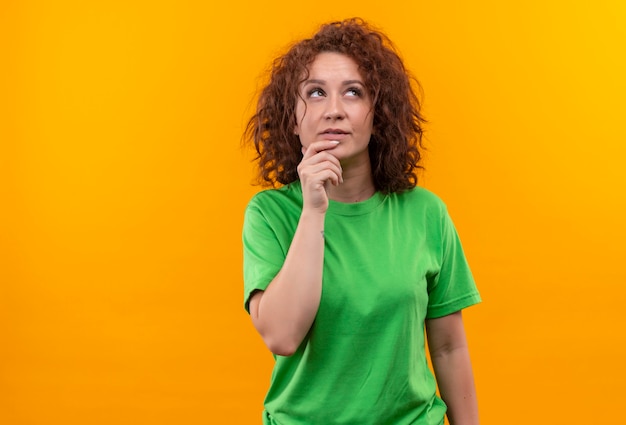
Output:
[431, 346, 479, 425]
[252, 210, 325, 356]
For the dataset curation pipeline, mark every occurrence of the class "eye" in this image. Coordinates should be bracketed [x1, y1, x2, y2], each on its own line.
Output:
[346, 87, 363, 97]
[307, 87, 325, 98]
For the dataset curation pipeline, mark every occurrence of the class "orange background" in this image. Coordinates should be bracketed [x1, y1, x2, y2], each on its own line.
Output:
[2, 1, 625, 424]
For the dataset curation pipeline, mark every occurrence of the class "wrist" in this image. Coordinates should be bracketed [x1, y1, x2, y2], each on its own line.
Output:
[299, 209, 327, 224]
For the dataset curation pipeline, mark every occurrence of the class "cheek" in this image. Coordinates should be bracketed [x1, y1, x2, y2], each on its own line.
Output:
[295, 96, 309, 116]
[294, 102, 307, 133]
[358, 110, 374, 131]
[296, 113, 317, 138]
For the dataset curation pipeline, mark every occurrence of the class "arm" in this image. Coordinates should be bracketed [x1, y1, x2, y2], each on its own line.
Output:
[248, 140, 342, 356]
[248, 211, 325, 356]
[425, 311, 479, 425]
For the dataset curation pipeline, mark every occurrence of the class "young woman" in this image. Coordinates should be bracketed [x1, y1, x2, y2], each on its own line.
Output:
[242, 18, 481, 425]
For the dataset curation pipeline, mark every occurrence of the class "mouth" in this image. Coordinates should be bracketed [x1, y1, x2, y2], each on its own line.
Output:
[321, 129, 349, 135]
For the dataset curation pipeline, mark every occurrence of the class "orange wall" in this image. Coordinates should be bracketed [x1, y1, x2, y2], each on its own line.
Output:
[2, 1, 625, 424]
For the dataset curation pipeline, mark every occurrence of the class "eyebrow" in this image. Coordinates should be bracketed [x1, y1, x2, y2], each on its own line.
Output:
[303, 79, 365, 86]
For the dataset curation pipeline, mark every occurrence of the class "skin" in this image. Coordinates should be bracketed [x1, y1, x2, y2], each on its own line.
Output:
[295, 51, 377, 205]
[427, 311, 480, 425]
[248, 52, 479, 424]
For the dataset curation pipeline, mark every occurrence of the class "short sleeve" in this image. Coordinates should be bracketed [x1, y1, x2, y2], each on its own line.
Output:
[242, 200, 287, 313]
[426, 206, 481, 319]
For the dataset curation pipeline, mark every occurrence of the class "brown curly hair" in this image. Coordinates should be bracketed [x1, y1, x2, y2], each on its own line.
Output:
[244, 18, 426, 194]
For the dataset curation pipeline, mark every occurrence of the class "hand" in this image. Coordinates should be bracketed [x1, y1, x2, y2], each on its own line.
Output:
[297, 141, 343, 213]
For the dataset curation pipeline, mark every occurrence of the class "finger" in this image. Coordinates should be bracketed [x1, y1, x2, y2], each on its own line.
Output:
[308, 169, 341, 187]
[301, 140, 340, 159]
[300, 160, 343, 181]
[300, 164, 343, 187]
[300, 150, 341, 168]
[300, 150, 343, 173]
[298, 158, 343, 185]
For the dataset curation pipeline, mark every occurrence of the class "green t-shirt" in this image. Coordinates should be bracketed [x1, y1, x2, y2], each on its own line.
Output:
[243, 182, 480, 425]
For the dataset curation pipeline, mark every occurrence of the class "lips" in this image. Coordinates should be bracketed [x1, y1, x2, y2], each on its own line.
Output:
[321, 128, 349, 135]
[319, 128, 350, 141]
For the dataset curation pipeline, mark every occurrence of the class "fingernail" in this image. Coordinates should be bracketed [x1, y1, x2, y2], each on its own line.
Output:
[330, 140, 339, 144]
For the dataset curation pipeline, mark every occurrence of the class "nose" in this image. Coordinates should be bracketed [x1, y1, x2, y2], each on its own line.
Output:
[323, 95, 345, 120]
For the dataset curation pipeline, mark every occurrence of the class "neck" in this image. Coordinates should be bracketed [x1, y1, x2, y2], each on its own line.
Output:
[327, 159, 376, 203]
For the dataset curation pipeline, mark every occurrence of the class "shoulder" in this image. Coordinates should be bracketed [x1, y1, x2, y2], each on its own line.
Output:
[244, 182, 304, 229]
[246, 181, 303, 212]
[391, 186, 448, 214]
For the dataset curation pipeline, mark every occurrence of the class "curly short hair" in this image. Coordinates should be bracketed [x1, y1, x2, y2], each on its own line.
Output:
[244, 18, 426, 193]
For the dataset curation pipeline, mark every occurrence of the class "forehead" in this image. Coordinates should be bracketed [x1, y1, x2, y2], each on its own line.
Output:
[306, 52, 363, 80]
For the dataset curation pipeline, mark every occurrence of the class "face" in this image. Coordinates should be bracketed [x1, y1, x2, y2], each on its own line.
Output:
[294, 52, 374, 165]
